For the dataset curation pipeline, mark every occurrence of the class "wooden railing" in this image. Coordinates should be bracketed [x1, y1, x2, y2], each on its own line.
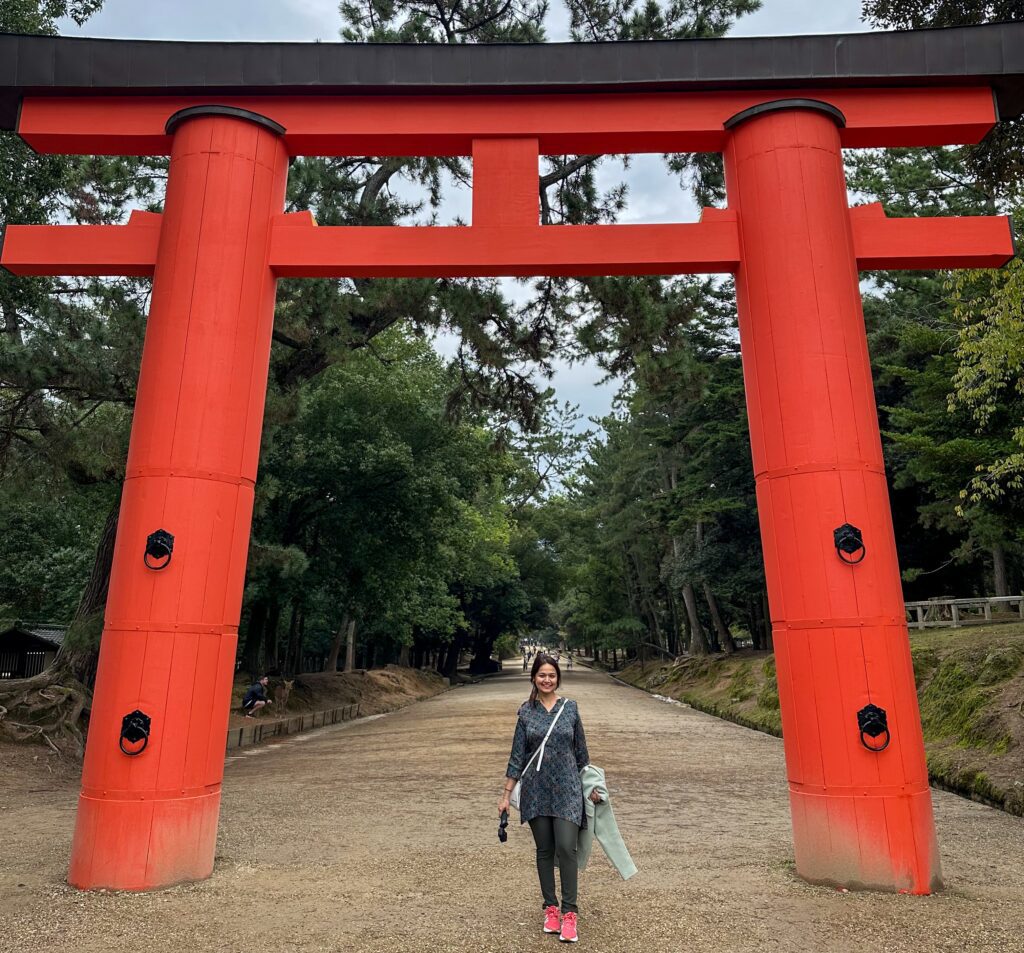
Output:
[905, 595, 1024, 629]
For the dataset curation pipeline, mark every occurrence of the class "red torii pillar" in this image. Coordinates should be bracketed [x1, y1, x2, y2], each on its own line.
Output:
[68, 107, 289, 889]
[725, 100, 940, 892]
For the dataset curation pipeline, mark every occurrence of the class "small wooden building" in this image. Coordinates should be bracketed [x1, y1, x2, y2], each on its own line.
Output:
[0, 623, 66, 679]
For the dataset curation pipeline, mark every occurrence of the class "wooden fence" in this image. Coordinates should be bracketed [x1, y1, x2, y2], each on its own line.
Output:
[226, 702, 360, 751]
[905, 595, 1024, 629]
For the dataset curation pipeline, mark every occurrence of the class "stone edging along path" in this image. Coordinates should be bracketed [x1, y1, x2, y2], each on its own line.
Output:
[223, 668, 500, 753]
[226, 703, 362, 752]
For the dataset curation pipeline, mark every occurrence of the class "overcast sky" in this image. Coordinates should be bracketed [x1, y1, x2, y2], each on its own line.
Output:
[58, 0, 870, 426]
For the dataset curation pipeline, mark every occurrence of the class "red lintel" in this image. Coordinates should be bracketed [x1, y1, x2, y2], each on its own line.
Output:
[18, 87, 996, 157]
[2, 207, 1012, 279]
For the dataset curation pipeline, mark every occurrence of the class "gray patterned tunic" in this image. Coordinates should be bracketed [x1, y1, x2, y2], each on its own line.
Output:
[506, 697, 590, 827]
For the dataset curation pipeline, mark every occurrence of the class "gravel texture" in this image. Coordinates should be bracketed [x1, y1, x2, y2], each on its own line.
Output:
[2, 664, 1024, 952]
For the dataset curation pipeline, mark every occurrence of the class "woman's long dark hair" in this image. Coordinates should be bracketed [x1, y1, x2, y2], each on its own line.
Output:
[529, 653, 562, 706]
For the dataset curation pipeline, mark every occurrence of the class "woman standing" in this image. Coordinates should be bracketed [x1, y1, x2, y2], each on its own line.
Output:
[498, 653, 600, 943]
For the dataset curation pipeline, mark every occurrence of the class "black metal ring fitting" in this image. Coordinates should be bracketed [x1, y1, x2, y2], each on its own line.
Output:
[144, 528, 174, 570]
[834, 523, 866, 565]
[857, 703, 890, 752]
[119, 709, 151, 756]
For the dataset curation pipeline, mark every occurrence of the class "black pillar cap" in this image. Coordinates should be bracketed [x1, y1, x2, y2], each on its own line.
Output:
[165, 104, 286, 136]
[724, 98, 847, 130]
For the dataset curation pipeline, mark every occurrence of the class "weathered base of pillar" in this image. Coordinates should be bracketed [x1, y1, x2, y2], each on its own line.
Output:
[790, 788, 942, 894]
[68, 789, 221, 890]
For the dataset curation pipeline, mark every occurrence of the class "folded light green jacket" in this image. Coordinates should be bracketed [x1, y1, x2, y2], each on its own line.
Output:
[578, 764, 638, 880]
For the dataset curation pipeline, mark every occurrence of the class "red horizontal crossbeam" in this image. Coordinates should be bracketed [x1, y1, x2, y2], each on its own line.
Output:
[270, 210, 741, 277]
[849, 203, 1015, 270]
[18, 86, 996, 157]
[0, 210, 162, 276]
[2, 206, 1012, 279]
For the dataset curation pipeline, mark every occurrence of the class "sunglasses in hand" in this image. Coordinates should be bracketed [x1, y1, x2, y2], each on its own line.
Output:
[498, 809, 509, 843]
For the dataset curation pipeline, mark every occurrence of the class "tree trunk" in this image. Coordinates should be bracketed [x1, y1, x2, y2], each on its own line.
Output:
[242, 598, 268, 677]
[620, 547, 645, 627]
[284, 604, 305, 675]
[57, 496, 121, 686]
[749, 596, 764, 650]
[682, 583, 710, 655]
[263, 599, 282, 673]
[992, 543, 1010, 597]
[703, 582, 734, 654]
[73, 497, 119, 620]
[762, 589, 774, 652]
[666, 591, 682, 656]
[441, 635, 465, 678]
[326, 611, 350, 673]
[628, 549, 666, 652]
[344, 618, 357, 672]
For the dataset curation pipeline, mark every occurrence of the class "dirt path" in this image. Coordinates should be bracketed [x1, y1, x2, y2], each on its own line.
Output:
[2, 665, 1024, 953]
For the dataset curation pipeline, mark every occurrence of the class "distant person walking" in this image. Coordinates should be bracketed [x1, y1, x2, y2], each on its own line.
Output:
[498, 653, 599, 943]
[242, 675, 272, 718]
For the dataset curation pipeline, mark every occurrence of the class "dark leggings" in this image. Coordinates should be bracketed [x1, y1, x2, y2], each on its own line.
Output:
[528, 816, 580, 914]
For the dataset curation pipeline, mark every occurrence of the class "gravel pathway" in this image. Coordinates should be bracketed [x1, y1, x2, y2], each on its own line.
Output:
[2, 664, 1024, 953]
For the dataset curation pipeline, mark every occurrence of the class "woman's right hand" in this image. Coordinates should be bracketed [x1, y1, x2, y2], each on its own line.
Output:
[498, 795, 511, 816]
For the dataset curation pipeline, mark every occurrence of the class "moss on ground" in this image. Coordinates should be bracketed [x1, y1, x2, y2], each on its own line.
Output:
[616, 622, 1024, 817]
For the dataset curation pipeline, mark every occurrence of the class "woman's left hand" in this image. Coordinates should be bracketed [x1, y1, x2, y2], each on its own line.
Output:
[589, 790, 603, 803]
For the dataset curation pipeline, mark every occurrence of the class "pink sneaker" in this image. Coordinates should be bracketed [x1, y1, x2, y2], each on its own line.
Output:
[559, 912, 578, 943]
[543, 905, 561, 934]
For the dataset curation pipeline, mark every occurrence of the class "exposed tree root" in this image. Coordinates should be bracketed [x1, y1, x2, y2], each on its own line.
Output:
[0, 664, 90, 759]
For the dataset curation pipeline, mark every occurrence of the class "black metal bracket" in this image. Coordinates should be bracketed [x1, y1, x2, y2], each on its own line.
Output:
[144, 528, 174, 570]
[857, 703, 890, 752]
[834, 523, 866, 565]
[119, 709, 151, 756]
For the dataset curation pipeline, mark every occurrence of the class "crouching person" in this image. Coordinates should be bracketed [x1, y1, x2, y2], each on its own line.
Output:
[242, 675, 273, 719]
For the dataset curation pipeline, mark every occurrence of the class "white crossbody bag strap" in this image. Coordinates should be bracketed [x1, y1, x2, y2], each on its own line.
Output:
[510, 699, 567, 811]
[533, 697, 567, 772]
[521, 698, 567, 775]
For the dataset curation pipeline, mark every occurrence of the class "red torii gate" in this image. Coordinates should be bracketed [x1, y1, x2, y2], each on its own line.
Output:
[1, 25, 1019, 895]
